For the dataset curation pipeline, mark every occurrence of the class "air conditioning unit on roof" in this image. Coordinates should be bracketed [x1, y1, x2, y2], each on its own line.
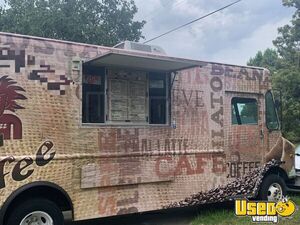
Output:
[113, 41, 166, 55]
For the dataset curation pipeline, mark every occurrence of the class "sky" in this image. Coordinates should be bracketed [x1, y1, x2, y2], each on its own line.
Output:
[134, 0, 295, 66]
[0, 0, 294, 66]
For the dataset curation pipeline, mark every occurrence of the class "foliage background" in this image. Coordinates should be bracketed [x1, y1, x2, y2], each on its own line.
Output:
[0, 0, 145, 46]
[248, 0, 300, 143]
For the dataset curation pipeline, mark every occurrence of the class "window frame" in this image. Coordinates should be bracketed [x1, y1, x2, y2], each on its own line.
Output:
[231, 97, 259, 126]
[81, 66, 106, 124]
[149, 72, 170, 125]
[265, 90, 280, 131]
[81, 66, 171, 127]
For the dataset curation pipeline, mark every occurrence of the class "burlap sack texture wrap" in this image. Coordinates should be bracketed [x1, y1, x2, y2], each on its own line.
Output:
[164, 138, 296, 209]
[164, 160, 282, 208]
[265, 137, 295, 175]
[0, 32, 287, 220]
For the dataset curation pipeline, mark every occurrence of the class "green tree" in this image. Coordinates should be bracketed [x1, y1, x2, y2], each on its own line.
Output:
[0, 0, 145, 46]
[248, 1, 300, 142]
[247, 48, 281, 74]
[273, 0, 300, 67]
[248, 51, 264, 67]
[273, 0, 300, 142]
[272, 68, 300, 142]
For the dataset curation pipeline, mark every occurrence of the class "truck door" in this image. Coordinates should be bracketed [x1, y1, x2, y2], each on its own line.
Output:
[226, 93, 264, 178]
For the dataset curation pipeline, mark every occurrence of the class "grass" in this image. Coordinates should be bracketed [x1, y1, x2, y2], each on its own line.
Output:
[191, 195, 300, 225]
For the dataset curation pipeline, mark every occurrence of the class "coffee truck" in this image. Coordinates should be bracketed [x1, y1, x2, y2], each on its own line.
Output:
[0, 32, 297, 225]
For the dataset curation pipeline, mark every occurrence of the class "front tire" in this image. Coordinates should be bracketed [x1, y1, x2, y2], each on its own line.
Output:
[6, 198, 64, 225]
[258, 174, 287, 202]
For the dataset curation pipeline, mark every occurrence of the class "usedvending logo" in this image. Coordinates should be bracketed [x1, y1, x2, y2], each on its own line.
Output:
[235, 197, 296, 223]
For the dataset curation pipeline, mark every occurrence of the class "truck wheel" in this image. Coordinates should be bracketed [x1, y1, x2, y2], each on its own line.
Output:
[6, 198, 64, 225]
[258, 174, 287, 202]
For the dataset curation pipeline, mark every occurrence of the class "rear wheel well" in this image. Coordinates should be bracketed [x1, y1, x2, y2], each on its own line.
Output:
[1, 182, 73, 224]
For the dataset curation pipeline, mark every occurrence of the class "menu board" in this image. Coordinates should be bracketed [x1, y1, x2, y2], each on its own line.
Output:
[129, 81, 146, 121]
[110, 79, 127, 96]
[110, 79, 128, 121]
[109, 69, 147, 122]
[111, 99, 128, 121]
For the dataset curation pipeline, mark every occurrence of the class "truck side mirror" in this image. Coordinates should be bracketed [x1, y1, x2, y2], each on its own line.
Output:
[274, 99, 281, 110]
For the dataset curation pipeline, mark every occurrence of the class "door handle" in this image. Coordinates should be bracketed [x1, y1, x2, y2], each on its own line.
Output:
[260, 129, 264, 140]
[0, 133, 3, 147]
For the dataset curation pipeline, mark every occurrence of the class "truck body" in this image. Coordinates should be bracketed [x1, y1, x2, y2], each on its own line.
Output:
[0, 32, 296, 224]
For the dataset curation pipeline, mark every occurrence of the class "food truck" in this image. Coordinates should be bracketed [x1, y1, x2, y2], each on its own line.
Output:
[0, 32, 297, 225]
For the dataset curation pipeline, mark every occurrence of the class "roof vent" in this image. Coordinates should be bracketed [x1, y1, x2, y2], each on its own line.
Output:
[113, 41, 166, 55]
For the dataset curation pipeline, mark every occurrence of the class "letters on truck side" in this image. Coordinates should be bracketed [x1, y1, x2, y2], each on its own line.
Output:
[0, 32, 297, 225]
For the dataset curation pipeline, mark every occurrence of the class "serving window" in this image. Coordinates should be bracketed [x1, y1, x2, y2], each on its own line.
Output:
[82, 66, 169, 125]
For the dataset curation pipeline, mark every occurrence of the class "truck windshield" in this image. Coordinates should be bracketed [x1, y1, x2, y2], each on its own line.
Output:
[265, 91, 280, 130]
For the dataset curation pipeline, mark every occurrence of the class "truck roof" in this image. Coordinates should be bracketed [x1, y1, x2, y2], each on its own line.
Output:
[0, 31, 266, 71]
